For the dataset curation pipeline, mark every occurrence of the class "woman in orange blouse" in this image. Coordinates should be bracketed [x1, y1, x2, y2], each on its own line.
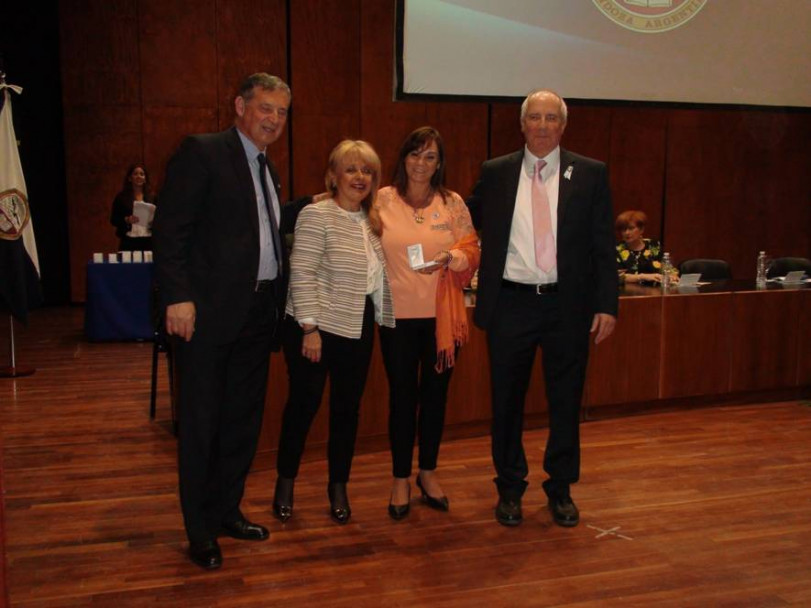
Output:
[370, 127, 480, 519]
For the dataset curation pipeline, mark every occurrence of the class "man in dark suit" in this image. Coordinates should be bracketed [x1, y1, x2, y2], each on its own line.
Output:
[153, 73, 294, 570]
[467, 89, 618, 528]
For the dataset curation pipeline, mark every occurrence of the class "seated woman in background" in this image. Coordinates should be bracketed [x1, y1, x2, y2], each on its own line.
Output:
[110, 163, 157, 251]
[615, 210, 670, 285]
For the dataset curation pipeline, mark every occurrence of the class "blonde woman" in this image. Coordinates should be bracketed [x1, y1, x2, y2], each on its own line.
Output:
[272, 140, 395, 524]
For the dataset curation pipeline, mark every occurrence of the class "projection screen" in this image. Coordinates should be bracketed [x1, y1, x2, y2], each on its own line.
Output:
[396, 0, 811, 108]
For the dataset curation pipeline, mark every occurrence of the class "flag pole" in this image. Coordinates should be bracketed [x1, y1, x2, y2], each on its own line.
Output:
[0, 62, 39, 378]
[0, 314, 34, 378]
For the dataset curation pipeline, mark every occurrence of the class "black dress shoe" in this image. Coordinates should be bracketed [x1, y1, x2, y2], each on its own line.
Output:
[416, 474, 449, 512]
[548, 495, 580, 527]
[495, 498, 522, 526]
[220, 517, 270, 541]
[189, 539, 222, 570]
[327, 482, 351, 524]
[273, 476, 294, 522]
[388, 484, 411, 520]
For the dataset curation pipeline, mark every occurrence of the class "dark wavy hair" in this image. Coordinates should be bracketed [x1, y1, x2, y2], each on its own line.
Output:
[391, 126, 449, 201]
[121, 163, 155, 201]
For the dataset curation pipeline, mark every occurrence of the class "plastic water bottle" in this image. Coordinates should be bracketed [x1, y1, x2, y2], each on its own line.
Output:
[661, 252, 672, 292]
[756, 251, 767, 288]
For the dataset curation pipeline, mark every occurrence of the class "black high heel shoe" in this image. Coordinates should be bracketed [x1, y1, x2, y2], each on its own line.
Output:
[272, 476, 294, 522]
[416, 473, 449, 511]
[327, 482, 351, 524]
[388, 483, 411, 520]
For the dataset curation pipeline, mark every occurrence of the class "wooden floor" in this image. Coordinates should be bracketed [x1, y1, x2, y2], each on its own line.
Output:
[2, 308, 811, 607]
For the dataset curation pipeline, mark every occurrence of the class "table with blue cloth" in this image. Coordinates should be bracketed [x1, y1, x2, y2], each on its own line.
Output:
[84, 261, 154, 341]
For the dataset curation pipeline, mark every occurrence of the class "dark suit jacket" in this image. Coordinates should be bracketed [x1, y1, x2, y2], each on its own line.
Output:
[154, 126, 301, 346]
[467, 147, 618, 331]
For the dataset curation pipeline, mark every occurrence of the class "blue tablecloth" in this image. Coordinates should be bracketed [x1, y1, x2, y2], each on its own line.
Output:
[85, 262, 154, 341]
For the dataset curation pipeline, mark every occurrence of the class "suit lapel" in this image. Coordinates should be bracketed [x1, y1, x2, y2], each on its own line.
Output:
[557, 148, 575, 231]
[496, 151, 524, 243]
[226, 127, 261, 241]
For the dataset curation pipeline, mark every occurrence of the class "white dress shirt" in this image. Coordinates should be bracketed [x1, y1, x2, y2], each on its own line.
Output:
[503, 145, 561, 285]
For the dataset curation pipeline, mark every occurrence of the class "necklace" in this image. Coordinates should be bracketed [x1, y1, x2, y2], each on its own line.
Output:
[405, 189, 434, 224]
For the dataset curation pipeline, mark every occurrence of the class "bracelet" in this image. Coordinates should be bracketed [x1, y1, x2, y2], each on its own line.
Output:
[440, 250, 452, 267]
[302, 326, 319, 335]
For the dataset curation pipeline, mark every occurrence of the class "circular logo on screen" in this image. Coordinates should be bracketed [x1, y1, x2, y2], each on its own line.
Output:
[0, 189, 30, 241]
[592, 0, 707, 33]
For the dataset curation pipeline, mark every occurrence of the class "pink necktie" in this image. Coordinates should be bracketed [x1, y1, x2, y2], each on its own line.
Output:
[532, 159, 556, 272]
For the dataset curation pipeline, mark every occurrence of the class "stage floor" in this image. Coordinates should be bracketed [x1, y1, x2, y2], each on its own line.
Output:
[2, 307, 811, 607]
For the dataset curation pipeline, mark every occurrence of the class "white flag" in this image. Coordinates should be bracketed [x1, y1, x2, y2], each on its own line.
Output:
[1, 83, 40, 276]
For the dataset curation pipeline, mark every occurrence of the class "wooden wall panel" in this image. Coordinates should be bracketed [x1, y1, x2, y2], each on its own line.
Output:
[138, 0, 217, 108]
[59, 0, 140, 106]
[216, 0, 290, 197]
[664, 110, 744, 271]
[360, 0, 428, 182]
[608, 108, 667, 240]
[137, 0, 218, 191]
[290, 1, 362, 198]
[424, 102, 489, 197]
[63, 106, 144, 301]
[735, 113, 811, 270]
[61, 0, 143, 302]
[561, 105, 612, 164]
[142, 107, 218, 190]
[489, 102, 524, 159]
[665, 110, 811, 279]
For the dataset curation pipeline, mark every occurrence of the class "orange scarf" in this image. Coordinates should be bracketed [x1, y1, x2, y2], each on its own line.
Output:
[434, 233, 481, 372]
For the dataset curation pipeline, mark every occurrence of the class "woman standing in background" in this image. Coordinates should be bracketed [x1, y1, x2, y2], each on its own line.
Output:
[110, 163, 157, 251]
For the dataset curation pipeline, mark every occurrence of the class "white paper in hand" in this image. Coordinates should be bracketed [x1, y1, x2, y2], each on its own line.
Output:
[128, 201, 156, 237]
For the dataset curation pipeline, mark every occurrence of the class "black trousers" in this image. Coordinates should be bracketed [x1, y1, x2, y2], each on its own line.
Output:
[176, 285, 277, 544]
[379, 318, 454, 478]
[118, 235, 153, 251]
[276, 297, 375, 483]
[486, 288, 589, 502]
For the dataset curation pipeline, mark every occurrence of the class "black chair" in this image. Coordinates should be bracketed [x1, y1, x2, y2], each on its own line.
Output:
[767, 256, 811, 279]
[678, 258, 732, 280]
[150, 287, 177, 435]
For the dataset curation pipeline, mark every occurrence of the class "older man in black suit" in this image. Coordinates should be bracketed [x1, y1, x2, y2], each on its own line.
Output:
[154, 73, 296, 570]
[467, 89, 618, 528]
